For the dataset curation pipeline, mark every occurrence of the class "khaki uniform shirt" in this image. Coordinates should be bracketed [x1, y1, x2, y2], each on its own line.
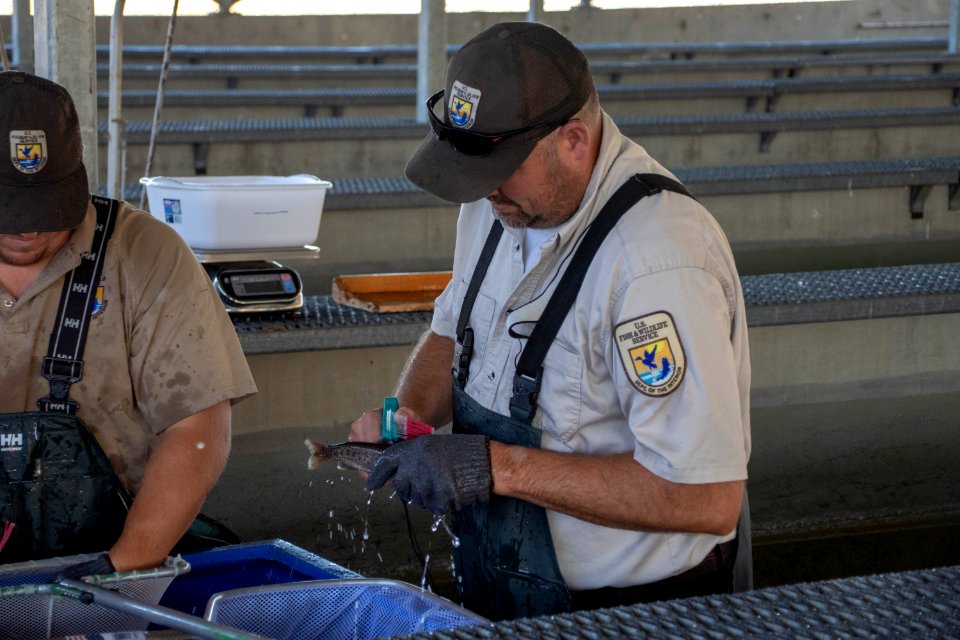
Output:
[432, 114, 751, 590]
[0, 201, 257, 493]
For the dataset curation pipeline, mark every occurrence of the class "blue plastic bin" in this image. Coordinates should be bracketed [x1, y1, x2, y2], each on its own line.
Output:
[158, 538, 359, 617]
[0, 539, 359, 638]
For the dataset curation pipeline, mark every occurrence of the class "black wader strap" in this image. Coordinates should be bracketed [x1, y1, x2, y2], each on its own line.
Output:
[453, 219, 504, 389]
[38, 196, 120, 414]
[510, 174, 695, 421]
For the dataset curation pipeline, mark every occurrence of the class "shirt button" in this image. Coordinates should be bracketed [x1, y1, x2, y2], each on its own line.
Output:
[2, 299, 13, 308]
[487, 371, 496, 380]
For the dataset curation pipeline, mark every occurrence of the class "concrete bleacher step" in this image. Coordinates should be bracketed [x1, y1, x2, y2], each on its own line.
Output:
[90, 36, 951, 64]
[96, 51, 960, 90]
[122, 155, 960, 216]
[590, 51, 960, 83]
[97, 105, 960, 178]
[97, 72, 960, 120]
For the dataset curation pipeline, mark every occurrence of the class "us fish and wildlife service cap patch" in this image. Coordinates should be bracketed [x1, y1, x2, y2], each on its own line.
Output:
[448, 80, 481, 129]
[616, 311, 686, 397]
[10, 130, 48, 174]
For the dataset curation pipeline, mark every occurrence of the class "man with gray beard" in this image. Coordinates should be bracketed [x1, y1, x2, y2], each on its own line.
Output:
[351, 22, 752, 620]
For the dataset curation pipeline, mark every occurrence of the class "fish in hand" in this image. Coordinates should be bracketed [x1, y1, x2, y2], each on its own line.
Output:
[304, 439, 390, 473]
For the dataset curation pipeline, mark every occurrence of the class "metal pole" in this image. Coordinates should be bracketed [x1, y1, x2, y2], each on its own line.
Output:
[527, 0, 544, 23]
[0, 20, 10, 71]
[107, 0, 126, 201]
[11, 0, 32, 71]
[55, 579, 266, 640]
[140, 0, 180, 209]
[34, 0, 99, 194]
[416, 0, 447, 124]
[950, 0, 959, 54]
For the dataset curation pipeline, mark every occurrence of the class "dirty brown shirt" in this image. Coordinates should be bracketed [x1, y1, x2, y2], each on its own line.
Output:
[0, 200, 257, 493]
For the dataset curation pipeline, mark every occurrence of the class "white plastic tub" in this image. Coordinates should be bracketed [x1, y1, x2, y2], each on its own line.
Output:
[139, 175, 332, 250]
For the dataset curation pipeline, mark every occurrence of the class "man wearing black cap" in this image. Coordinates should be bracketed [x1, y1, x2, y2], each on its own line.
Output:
[353, 22, 751, 620]
[0, 71, 257, 575]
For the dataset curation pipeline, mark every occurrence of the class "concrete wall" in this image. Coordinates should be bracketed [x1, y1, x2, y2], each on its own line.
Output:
[232, 312, 960, 435]
[94, 0, 951, 47]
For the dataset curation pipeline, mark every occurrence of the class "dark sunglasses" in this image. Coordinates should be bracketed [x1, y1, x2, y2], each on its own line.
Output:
[427, 90, 572, 157]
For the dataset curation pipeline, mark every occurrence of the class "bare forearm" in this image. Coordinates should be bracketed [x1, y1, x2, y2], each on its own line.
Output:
[490, 442, 742, 535]
[395, 330, 455, 427]
[109, 401, 232, 571]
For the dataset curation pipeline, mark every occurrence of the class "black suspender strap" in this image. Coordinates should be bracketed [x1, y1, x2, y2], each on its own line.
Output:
[38, 196, 120, 414]
[509, 173, 695, 421]
[452, 219, 504, 389]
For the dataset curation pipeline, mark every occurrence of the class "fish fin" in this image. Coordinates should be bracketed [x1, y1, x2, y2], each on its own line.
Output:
[305, 438, 327, 470]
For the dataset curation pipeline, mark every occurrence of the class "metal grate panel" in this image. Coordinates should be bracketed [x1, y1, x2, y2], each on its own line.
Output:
[390, 565, 960, 640]
[741, 262, 960, 306]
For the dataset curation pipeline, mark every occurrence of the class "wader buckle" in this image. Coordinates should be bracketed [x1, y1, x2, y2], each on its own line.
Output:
[453, 327, 474, 388]
[38, 356, 83, 414]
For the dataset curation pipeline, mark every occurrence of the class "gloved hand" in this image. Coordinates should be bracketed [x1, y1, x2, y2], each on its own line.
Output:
[366, 434, 491, 515]
[56, 553, 115, 581]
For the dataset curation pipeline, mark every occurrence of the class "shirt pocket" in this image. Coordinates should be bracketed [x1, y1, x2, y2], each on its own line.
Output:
[534, 341, 583, 444]
[468, 289, 498, 385]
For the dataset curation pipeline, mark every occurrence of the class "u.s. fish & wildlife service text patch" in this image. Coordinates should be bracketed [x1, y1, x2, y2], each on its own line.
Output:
[616, 311, 686, 397]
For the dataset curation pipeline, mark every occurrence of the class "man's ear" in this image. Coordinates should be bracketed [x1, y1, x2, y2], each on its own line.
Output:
[558, 119, 592, 163]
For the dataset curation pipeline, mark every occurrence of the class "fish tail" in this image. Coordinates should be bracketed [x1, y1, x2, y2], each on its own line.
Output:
[304, 438, 328, 470]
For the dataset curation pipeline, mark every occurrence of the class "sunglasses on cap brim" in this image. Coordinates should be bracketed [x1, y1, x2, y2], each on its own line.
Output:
[427, 90, 573, 158]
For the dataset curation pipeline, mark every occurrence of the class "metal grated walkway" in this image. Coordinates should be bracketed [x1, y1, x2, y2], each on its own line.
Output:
[742, 262, 960, 306]
[391, 564, 960, 640]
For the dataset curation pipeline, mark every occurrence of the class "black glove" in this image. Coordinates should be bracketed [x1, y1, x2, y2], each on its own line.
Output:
[56, 553, 115, 581]
[366, 434, 491, 515]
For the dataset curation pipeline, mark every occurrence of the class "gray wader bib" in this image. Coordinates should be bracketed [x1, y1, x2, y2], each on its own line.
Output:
[0, 196, 130, 562]
[452, 386, 571, 620]
[449, 175, 752, 621]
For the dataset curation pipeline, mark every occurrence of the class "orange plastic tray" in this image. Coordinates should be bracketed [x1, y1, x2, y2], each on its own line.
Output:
[331, 271, 452, 313]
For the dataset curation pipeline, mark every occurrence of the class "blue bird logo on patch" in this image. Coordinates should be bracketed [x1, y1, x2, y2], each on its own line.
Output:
[16, 143, 42, 170]
[449, 98, 473, 127]
[10, 130, 49, 174]
[637, 344, 658, 369]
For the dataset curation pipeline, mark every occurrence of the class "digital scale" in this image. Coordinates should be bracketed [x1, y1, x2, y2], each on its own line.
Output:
[193, 246, 319, 314]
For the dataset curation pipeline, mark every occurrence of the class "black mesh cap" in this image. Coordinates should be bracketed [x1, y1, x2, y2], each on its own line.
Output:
[405, 22, 594, 204]
[0, 71, 90, 234]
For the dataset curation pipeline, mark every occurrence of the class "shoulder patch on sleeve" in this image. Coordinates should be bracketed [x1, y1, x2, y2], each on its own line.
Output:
[615, 311, 686, 397]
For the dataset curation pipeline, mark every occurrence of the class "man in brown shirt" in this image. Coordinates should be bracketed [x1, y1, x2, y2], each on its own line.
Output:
[0, 71, 257, 574]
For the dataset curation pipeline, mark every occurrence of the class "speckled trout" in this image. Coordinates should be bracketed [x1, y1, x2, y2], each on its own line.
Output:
[304, 439, 390, 472]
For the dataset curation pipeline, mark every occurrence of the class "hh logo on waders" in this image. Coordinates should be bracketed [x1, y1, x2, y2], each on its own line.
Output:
[616, 311, 686, 397]
[0, 433, 24, 452]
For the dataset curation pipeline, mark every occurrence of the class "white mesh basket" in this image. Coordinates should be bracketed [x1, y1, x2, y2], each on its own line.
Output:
[0, 554, 175, 639]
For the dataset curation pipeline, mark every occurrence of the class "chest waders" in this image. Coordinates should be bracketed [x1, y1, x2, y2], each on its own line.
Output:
[451, 175, 751, 621]
[0, 196, 131, 562]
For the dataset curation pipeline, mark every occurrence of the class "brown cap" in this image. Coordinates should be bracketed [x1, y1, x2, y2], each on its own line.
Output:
[405, 22, 593, 203]
[0, 71, 89, 234]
